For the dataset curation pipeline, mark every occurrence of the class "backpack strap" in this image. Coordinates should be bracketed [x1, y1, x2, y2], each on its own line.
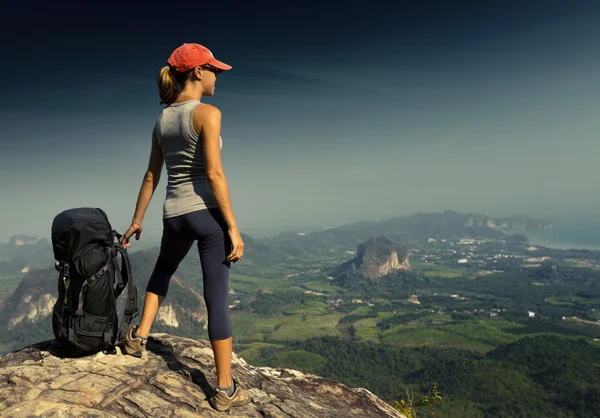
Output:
[68, 248, 113, 344]
[112, 232, 130, 294]
[110, 246, 122, 292]
[112, 238, 138, 340]
[75, 253, 112, 316]
[55, 261, 71, 338]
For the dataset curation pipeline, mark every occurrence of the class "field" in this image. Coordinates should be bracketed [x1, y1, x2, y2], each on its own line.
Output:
[229, 300, 572, 355]
[381, 318, 520, 352]
[272, 350, 327, 374]
[350, 311, 396, 343]
[299, 279, 344, 293]
[229, 298, 344, 345]
[229, 274, 296, 293]
[228, 296, 539, 355]
[545, 295, 600, 307]
[234, 341, 285, 364]
[411, 261, 466, 278]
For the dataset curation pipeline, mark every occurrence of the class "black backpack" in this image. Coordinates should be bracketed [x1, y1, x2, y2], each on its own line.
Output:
[50, 207, 138, 357]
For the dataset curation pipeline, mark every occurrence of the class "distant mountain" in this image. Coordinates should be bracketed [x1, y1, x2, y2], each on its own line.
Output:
[352, 210, 552, 242]
[463, 214, 553, 231]
[331, 236, 420, 295]
[330, 235, 409, 281]
[0, 210, 552, 276]
[0, 266, 55, 331]
[7, 235, 44, 247]
[0, 235, 54, 276]
[350, 236, 411, 280]
[262, 210, 552, 255]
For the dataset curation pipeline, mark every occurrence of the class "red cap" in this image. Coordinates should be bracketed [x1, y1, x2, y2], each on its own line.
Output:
[167, 43, 232, 73]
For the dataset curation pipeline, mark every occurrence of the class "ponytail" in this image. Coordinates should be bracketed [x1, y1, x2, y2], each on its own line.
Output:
[157, 65, 179, 105]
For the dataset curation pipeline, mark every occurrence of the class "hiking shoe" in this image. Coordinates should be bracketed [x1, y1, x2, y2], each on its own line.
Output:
[209, 378, 251, 412]
[121, 325, 147, 358]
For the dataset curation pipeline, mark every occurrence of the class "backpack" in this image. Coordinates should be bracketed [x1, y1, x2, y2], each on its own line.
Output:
[50, 207, 138, 357]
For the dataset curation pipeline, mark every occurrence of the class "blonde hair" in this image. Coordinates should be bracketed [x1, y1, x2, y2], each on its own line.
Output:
[157, 65, 194, 105]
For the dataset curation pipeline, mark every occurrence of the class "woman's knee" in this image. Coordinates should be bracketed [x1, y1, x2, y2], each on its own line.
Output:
[208, 317, 232, 341]
[209, 333, 233, 341]
[146, 271, 172, 298]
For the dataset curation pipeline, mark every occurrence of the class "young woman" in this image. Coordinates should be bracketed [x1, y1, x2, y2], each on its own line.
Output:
[118, 43, 249, 412]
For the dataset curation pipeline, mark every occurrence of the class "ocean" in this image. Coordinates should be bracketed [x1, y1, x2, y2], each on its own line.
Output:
[522, 219, 600, 251]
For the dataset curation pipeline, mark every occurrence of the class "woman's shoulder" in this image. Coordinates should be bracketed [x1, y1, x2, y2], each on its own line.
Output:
[194, 103, 221, 118]
[192, 103, 221, 134]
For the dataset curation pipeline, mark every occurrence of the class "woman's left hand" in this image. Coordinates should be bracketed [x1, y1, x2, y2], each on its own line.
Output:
[120, 222, 143, 248]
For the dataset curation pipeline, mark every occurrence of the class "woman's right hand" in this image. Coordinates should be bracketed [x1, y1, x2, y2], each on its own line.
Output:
[226, 225, 244, 263]
[120, 221, 143, 249]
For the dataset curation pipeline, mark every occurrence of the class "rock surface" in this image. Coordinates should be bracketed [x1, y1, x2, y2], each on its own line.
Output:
[0, 333, 405, 418]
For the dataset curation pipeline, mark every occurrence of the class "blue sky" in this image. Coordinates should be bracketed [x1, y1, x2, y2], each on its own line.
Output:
[1, 0, 599, 243]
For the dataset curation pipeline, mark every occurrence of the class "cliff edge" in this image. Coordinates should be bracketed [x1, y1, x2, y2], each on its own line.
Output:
[0, 333, 405, 417]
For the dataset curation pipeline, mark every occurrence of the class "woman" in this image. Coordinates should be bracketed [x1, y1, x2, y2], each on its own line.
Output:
[118, 42, 250, 412]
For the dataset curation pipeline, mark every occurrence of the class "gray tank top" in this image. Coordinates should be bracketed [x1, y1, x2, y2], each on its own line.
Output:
[155, 100, 222, 219]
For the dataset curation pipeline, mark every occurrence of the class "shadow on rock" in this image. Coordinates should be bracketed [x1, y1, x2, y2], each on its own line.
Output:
[145, 335, 217, 399]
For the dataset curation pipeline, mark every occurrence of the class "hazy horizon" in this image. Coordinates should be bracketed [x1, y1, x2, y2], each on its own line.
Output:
[1, 1, 599, 244]
[3, 209, 599, 250]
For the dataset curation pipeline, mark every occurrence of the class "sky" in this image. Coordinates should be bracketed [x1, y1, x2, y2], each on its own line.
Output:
[0, 0, 599, 243]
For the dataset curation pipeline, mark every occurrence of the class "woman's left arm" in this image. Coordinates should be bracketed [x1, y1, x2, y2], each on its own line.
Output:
[121, 128, 163, 246]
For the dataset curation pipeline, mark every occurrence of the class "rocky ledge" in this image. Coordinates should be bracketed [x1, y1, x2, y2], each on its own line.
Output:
[0, 333, 405, 417]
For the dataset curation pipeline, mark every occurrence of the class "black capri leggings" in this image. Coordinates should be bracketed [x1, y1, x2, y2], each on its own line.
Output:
[146, 207, 232, 341]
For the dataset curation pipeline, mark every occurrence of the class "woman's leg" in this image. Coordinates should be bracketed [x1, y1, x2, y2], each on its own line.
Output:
[211, 337, 233, 387]
[136, 216, 195, 337]
[184, 208, 233, 387]
[136, 292, 165, 337]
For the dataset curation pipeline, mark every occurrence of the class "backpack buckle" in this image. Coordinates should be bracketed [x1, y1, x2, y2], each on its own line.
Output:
[55, 261, 70, 276]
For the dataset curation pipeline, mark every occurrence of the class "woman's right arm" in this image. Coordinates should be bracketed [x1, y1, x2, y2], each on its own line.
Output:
[195, 105, 244, 262]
